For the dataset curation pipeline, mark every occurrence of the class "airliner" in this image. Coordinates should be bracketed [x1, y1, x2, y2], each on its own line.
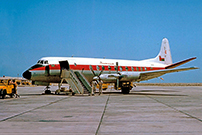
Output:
[22, 38, 198, 94]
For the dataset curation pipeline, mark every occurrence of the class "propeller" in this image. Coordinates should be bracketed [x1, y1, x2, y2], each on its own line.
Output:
[90, 65, 104, 95]
[107, 62, 122, 90]
[115, 62, 121, 90]
[89, 65, 103, 83]
[90, 63, 123, 91]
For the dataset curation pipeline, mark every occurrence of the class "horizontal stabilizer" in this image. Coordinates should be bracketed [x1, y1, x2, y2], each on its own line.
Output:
[166, 57, 196, 69]
[138, 67, 199, 82]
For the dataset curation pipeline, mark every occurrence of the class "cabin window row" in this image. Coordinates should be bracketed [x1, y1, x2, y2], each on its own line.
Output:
[88, 65, 153, 71]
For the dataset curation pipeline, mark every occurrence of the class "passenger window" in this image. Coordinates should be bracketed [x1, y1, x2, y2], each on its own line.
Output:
[131, 67, 134, 71]
[136, 67, 139, 71]
[96, 65, 100, 70]
[120, 66, 123, 71]
[126, 66, 128, 71]
[108, 66, 111, 70]
[145, 67, 147, 71]
[140, 67, 143, 71]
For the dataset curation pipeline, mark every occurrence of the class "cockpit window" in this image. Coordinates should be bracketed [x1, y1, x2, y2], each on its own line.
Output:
[37, 60, 43, 64]
[37, 60, 49, 65]
[37, 60, 41, 64]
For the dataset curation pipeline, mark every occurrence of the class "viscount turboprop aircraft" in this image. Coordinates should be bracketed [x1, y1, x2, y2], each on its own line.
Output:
[23, 38, 198, 94]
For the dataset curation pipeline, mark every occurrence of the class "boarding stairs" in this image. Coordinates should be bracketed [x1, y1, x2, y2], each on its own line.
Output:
[60, 69, 92, 94]
[74, 71, 92, 94]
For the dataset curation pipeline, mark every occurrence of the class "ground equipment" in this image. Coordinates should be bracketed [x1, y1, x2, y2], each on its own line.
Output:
[0, 78, 18, 99]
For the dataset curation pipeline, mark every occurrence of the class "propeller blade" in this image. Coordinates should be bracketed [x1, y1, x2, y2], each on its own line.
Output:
[116, 78, 119, 90]
[116, 62, 121, 75]
[90, 65, 96, 76]
[91, 65, 104, 93]
[98, 69, 104, 77]
[116, 62, 118, 73]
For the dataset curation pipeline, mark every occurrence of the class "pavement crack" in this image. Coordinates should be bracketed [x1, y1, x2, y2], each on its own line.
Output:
[147, 95, 202, 123]
[95, 94, 110, 135]
[0, 97, 70, 122]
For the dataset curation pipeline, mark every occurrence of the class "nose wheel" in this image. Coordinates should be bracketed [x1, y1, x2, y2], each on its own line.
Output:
[44, 86, 52, 94]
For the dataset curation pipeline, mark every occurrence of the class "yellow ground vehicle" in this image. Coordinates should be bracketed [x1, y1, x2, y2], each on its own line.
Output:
[96, 83, 109, 90]
[0, 78, 16, 99]
[21, 80, 31, 85]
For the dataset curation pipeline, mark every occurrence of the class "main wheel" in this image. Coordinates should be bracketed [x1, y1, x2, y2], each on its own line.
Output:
[2, 90, 7, 99]
[10, 94, 14, 98]
[45, 90, 51, 94]
[122, 87, 130, 94]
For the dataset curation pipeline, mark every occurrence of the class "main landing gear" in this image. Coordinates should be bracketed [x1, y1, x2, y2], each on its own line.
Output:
[121, 87, 130, 94]
[116, 82, 133, 94]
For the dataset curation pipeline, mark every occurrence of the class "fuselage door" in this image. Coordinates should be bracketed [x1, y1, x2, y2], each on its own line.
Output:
[45, 65, 50, 76]
[59, 61, 70, 71]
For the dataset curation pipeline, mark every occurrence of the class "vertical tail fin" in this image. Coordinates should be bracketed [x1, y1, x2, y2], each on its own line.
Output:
[154, 38, 173, 65]
[142, 38, 173, 65]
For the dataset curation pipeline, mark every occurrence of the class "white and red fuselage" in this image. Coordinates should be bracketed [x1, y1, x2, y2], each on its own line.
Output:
[24, 57, 166, 83]
[22, 38, 198, 92]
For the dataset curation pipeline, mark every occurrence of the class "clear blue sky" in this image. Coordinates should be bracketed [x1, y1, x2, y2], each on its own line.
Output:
[0, 0, 201, 83]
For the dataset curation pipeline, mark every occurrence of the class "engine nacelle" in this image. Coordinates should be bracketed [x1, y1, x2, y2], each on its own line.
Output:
[33, 81, 50, 86]
[121, 72, 140, 81]
[99, 74, 117, 83]
[99, 72, 140, 83]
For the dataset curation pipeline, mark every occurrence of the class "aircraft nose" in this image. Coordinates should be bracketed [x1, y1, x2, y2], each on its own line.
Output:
[23, 70, 31, 80]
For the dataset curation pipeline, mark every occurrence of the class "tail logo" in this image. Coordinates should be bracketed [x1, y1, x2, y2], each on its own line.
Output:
[159, 56, 165, 61]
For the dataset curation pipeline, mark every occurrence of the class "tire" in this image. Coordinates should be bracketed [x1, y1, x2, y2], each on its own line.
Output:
[55, 91, 60, 95]
[122, 87, 130, 94]
[45, 90, 51, 94]
[1, 90, 7, 99]
[10, 94, 15, 98]
[2, 90, 7, 99]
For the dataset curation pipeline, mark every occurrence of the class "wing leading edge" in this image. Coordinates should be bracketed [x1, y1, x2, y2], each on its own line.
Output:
[137, 67, 199, 82]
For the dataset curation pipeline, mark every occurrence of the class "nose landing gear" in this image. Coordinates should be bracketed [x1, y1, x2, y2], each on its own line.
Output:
[44, 86, 52, 94]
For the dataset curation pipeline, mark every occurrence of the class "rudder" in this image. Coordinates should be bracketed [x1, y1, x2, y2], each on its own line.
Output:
[154, 38, 173, 65]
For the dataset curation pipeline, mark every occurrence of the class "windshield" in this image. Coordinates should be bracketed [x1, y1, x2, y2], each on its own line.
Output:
[37, 60, 48, 65]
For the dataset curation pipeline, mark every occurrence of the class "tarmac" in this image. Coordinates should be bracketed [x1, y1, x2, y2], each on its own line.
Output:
[0, 85, 202, 135]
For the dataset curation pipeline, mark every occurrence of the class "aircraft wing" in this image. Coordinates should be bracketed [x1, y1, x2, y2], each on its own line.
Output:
[137, 67, 199, 82]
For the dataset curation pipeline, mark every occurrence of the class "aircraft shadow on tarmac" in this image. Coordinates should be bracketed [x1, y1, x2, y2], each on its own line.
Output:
[101, 89, 186, 96]
[18, 94, 43, 96]
[18, 89, 186, 97]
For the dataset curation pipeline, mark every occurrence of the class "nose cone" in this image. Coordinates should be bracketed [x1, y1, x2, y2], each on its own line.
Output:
[23, 70, 31, 80]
